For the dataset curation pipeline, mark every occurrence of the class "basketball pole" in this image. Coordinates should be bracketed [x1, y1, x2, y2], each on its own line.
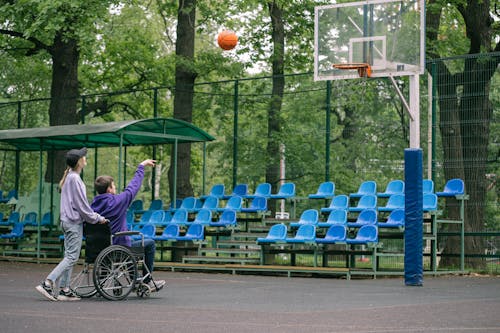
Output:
[390, 74, 423, 285]
[406, 74, 423, 286]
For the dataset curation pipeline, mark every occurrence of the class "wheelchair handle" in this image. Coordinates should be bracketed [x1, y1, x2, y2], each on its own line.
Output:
[112, 230, 145, 246]
[114, 231, 141, 237]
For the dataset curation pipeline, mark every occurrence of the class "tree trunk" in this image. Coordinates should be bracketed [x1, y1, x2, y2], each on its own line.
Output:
[46, 33, 80, 183]
[266, 1, 285, 216]
[169, 0, 197, 201]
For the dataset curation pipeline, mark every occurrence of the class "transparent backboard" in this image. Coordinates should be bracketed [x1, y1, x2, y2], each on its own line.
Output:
[314, 0, 425, 81]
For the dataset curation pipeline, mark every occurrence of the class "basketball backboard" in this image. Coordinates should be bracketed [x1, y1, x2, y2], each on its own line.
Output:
[314, 0, 425, 81]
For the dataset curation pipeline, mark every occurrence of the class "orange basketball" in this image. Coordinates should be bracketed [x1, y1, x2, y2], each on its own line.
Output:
[217, 30, 238, 50]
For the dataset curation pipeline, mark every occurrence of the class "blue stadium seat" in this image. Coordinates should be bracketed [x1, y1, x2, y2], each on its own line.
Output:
[378, 194, 405, 212]
[148, 199, 163, 211]
[216, 196, 242, 212]
[209, 209, 237, 227]
[132, 223, 155, 240]
[347, 209, 377, 228]
[129, 199, 144, 213]
[126, 210, 135, 226]
[378, 209, 405, 229]
[423, 193, 438, 212]
[173, 197, 197, 213]
[0, 222, 24, 239]
[350, 181, 377, 198]
[195, 196, 219, 213]
[201, 184, 225, 199]
[423, 179, 434, 194]
[256, 224, 287, 244]
[346, 225, 378, 244]
[137, 210, 153, 226]
[289, 209, 319, 228]
[154, 224, 180, 241]
[148, 210, 165, 226]
[315, 225, 347, 244]
[176, 224, 204, 241]
[245, 183, 271, 199]
[436, 178, 465, 197]
[269, 182, 296, 199]
[308, 181, 335, 199]
[317, 209, 347, 228]
[223, 184, 248, 199]
[167, 199, 183, 211]
[191, 209, 212, 225]
[162, 211, 172, 224]
[377, 180, 404, 198]
[40, 212, 52, 227]
[22, 212, 37, 226]
[320, 195, 349, 214]
[170, 209, 189, 225]
[285, 224, 316, 243]
[0, 211, 19, 226]
[241, 196, 268, 214]
[348, 194, 377, 212]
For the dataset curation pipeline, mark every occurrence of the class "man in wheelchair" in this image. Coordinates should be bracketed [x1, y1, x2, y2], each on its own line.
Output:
[91, 159, 165, 293]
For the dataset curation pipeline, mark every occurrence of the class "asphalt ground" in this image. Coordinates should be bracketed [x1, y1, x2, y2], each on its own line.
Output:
[0, 260, 499, 333]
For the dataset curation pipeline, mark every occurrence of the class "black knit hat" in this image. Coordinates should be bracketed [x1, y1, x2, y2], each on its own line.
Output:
[66, 147, 87, 168]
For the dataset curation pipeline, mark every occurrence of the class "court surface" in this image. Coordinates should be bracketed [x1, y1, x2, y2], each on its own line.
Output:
[0, 261, 499, 333]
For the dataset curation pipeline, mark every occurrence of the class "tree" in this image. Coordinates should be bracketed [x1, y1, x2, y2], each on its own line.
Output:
[0, 0, 121, 181]
[426, 0, 500, 268]
[168, 0, 198, 200]
[265, 0, 285, 215]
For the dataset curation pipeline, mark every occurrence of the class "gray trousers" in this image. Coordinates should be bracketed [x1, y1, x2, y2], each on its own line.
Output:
[47, 220, 83, 289]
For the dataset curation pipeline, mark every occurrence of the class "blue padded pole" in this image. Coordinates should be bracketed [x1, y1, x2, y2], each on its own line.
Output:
[404, 148, 423, 286]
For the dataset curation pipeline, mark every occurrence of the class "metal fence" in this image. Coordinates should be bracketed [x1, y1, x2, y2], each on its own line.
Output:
[0, 52, 498, 272]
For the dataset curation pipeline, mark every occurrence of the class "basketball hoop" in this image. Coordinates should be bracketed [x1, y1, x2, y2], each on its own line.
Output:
[332, 63, 372, 78]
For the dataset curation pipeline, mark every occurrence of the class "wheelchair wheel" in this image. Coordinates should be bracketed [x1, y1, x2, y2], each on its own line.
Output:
[71, 263, 97, 298]
[93, 245, 137, 301]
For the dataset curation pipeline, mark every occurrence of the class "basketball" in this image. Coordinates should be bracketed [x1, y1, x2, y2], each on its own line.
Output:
[217, 30, 238, 51]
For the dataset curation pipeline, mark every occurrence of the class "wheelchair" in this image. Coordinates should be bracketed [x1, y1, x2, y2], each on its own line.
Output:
[71, 223, 157, 301]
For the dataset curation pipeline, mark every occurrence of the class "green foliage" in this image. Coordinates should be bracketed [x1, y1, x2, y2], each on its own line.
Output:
[0, 0, 497, 237]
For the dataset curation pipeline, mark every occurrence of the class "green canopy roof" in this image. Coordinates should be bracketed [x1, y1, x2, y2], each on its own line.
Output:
[0, 118, 215, 151]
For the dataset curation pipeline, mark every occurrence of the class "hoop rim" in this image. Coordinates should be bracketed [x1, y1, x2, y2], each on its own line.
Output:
[332, 63, 372, 77]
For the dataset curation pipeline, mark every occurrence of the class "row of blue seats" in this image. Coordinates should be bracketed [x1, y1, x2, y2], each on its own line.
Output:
[321, 192, 438, 214]
[291, 209, 406, 229]
[129, 218, 379, 245]
[203, 178, 464, 201]
[0, 212, 54, 240]
[127, 209, 242, 226]
[257, 224, 378, 245]
[128, 223, 205, 242]
[0, 211, 52, 227]
[130, 195, 268, 216]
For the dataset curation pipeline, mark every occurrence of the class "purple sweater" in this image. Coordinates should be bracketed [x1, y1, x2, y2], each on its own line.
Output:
[91, 164, 145, 246]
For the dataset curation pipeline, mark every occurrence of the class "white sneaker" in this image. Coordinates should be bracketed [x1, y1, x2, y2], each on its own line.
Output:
[147, 279, 166, 292]
[58, 289, 81, 301]
[35, 280, 57, 301]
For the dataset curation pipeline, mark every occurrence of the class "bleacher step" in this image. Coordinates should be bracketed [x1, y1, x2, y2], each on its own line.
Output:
[182, 255, 260, 265]
[216, 240, 259, 247]
[200, 247, 260, 255]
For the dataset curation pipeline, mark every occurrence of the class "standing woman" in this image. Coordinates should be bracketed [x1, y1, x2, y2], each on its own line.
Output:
[36, 147, 107, 301]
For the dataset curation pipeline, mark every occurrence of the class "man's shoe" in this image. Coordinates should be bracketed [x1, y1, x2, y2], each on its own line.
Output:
[58, 289, 81, 301]
[35, 281, 57, 301]
[147, 279, 166, 292]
